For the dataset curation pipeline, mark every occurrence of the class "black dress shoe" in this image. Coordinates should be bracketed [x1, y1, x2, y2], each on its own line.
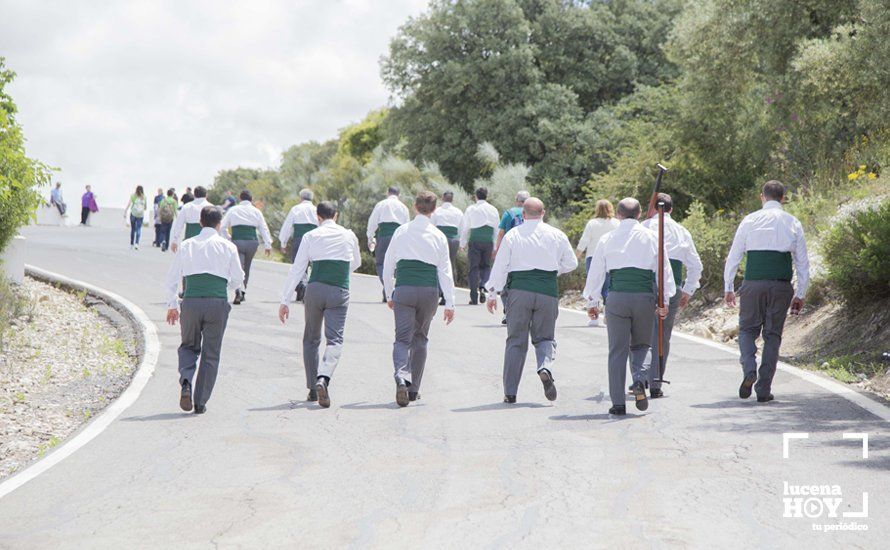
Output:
[650, 388, 664, 399]
[396, 382, 409, 407]
[180, 380, 192, 412]
[504, 395, 517, 404]
[233, 290, 243, 305]
[609, 405, 626, 415]
[757, 394, 775, 403]
[631, 380, 648, 411]
[316, 377, 331, 408]
[501, 316, 507, 325]
[438, 297, 446, 306]
[739, 375, 756, 399]
[409, 392, 420, 402]
[194, 404, 206, 414]
[479, 288, 487, 302]
[538, 369, 557, 401]
[307, 389, 318, 402]
[296, 285, 306, 303]
[469, 299, 478, 305]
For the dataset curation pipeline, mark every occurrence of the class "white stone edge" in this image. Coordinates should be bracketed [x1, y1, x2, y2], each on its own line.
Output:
[0, 265, 160, 499]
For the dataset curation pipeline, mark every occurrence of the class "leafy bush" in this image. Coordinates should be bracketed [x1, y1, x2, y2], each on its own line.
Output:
[682, 201, 739, 302]
[1, 59, 51, 253]
[822, 198, 890, 304]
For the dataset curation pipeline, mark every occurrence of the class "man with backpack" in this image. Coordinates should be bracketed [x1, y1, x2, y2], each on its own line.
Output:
[493, 191, 529, 324]
[157, 188, 178, 251]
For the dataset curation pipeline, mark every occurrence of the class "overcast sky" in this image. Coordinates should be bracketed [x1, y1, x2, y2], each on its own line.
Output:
[0, 0, 428, 206]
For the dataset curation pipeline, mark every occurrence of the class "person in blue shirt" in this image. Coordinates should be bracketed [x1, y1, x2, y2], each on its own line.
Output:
[493, 191, 529, 324]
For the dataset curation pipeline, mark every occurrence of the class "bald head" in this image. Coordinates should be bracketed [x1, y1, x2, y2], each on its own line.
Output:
[522, 197, 545, 220]
[616, 198, 642, 220]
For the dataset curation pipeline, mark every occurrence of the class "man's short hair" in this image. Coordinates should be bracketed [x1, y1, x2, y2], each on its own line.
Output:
[656, 192, 672, 213]
[166, 188, 175, 197]
[762, 180, 785, 201]
[200, 205, 222, 228]
[194, 186, 207, 198]
[300, 188, 314, 201]
[316, 201, 337, 220]
[475, 187, 488, 200]
[239, 190, 252, 202]
[442, 191, 454, 202]
[515, 190, 530, 204]
[616, 197, 642, 220]
[415, 191, 437, 215]
[388, 186, 400, 196]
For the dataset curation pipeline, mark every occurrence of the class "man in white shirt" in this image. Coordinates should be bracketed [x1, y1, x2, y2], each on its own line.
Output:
[584, 198, 674, 415]
[383, 191, 456, 407]
[367, 187, 411, 301]
[485, 197, 578, 404]
[164, 206, 244, 414]
[724, 181, 809, 403]
[278, 188, 319, 302]
[278, 201, 361, 408]
[640, 193, 703, 398]
[459, 187, 500, 304]
[170, 186, 212, 252]
[430, 190, 463, 306]
[220, 190, 273, 304]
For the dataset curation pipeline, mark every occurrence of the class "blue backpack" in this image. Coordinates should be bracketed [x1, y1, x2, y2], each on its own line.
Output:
[505, 207, 524, 231]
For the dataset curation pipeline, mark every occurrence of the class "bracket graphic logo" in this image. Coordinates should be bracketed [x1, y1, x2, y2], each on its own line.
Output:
[781, 433, 869, 532]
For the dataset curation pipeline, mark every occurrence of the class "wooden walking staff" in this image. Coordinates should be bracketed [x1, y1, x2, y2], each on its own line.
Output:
[649, 163, 670, 384]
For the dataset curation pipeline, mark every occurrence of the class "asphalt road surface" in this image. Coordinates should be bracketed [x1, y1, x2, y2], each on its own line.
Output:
[1, 226, 886, 549]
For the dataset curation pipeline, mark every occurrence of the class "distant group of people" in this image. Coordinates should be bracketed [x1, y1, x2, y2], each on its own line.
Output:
[160, 180, 809, 418]
[47, 182, 99, 226]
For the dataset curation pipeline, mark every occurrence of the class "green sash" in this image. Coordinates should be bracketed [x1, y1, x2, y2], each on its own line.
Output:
[183, 274, 228, 299]
[377, 222, 400, 239]
[609, 267, 655, 293]
[308, 260, 350, 289]
[670, 259, 683, 288]
[185, 223, 202, 239]
[293, 223, 316, 239]
[395, 260, 438, 288]
[437, 225, 459, 239]
[506, 269, 558, 297]
[744, 250, 793, 281]
[231, 225, 258, 241]
[469, 225, 494, 243]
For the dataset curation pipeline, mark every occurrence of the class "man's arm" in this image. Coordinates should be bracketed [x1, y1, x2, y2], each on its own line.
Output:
[494, 229, 506, 254]
[582, 241, 607, 307]
[458, 206, 471, 248]
[557, 233, 579, 274]
[278, 209, 295, 248]
[257, 210, 273, 250]
[164, 251, 184, 309]
[169, 206, 186, 248]
[723, 219, 749, 305]
[366, 203, 380, 242]
[349, 232, 362, 272]
[576, 221, 591, 255]
[435, 237, 456, 310]
[219, 211, 233, 240]
[382, 232, 399, 301]
[227, 246, 246, 292]
[792, 220, 810, 300]
[485, 236, 510, 295]
[280, 237, 311, 304]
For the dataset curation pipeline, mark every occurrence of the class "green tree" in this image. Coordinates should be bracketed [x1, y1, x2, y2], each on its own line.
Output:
[0, 58, 52, 253]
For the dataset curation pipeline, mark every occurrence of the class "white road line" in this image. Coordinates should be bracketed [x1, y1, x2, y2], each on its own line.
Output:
[0, 266, 161, 499]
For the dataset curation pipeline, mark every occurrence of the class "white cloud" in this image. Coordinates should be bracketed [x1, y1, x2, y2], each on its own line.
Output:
[0, 0, 427, 205]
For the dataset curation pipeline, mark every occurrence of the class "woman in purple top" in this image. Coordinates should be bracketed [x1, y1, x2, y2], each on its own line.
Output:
[80, 185, 98, 225]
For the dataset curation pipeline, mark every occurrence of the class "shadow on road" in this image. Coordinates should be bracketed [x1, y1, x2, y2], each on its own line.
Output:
[340, 401, 408, 410]
[248, 401, 321, 412]
[452, 402, 549, 412]
[550, 413, 647, 422]
[121, 412, 194, 422]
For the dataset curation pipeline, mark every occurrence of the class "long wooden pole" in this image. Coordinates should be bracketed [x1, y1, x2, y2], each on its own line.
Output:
[657, 200, 667, 383]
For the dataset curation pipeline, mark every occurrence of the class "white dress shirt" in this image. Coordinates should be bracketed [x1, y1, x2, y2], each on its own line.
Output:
[723, 201, 809, 299]
[459, 199, 500, 247]
[278, 200, 318, 246]
[576, 217, 619, 257]
[382, 215, 456, 309]
[164, 228, 244, 308]
[279, 220, 361, 304]
[485, 219, 578, 293]
[583, 218, 677, 307]
[220, 201, 273, 249]
[430, 202, 464, 229]
[170, 197, 210, 246]
[366, 195, 410, 241]
[641, 213, 703, 296]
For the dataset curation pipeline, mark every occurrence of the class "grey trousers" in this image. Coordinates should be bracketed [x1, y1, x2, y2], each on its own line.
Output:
[503, 289, 558, 396]
[738, 280, 794, 397]
[178, 298, 231, 408]
[467, 241, 493, 300]
[642, 291, 682, 389]
[606, 292, 656, 407]
[233, 239, 259, 288]
[374, 236, 393, 287]
[392, 286, 438, 390]
[302, 282, 349, 389]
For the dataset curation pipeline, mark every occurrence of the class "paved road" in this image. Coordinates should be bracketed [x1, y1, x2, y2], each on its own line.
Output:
[1, 226, 887, 549]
